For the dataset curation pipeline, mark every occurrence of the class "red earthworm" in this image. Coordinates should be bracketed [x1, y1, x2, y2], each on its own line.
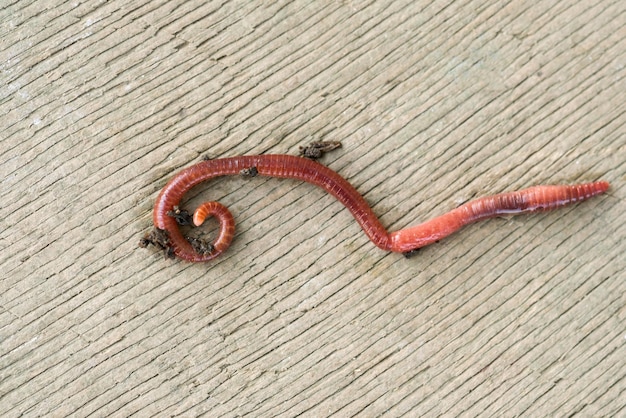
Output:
[142, 146, 609, 262]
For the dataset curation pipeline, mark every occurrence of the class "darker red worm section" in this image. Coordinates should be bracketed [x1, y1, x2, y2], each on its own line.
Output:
[149, 154, 609, 262]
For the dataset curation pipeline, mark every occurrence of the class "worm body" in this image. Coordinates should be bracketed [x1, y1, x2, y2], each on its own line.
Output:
[192, 201, 235, 257]
[388, 182, 609, 252]
[148, 154, 609, 262]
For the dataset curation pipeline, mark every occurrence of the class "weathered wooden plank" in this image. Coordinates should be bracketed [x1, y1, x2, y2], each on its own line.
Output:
[1, 0, 624, 416]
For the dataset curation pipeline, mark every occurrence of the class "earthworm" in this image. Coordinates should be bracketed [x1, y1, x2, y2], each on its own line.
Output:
[142, 146, 609, 262]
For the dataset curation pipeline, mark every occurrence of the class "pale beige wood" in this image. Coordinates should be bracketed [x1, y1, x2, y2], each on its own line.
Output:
[1, 0, 624, 416]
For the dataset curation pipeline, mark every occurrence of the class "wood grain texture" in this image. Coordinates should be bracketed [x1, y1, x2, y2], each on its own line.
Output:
[1, 0, 624, 416]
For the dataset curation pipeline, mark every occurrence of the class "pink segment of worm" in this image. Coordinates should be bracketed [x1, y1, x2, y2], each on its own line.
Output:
[192, 201, 235, 257]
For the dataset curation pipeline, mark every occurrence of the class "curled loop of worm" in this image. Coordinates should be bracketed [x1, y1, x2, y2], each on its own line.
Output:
[141, 146, 609, 262]
[189, 201, 236, 259]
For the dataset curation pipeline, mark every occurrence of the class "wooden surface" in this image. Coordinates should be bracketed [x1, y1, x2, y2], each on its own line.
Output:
[1, 0, 624, 416]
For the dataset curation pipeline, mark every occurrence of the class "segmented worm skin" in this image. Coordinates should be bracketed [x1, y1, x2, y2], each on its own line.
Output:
[388, 181, 610, 252]
[192, 201, 235, 256]
[152, 154, 609, 262]
[153, 155, 389, 262]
